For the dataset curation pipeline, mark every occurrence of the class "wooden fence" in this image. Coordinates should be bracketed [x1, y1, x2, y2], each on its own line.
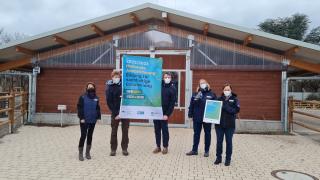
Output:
[0, 91, 28, 135]
[288, 97, 320, 133]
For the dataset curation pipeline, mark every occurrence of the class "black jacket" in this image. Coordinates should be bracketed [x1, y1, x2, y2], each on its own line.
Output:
[77, 93, 101, 122]
[106, 80, 122, 116]
[188, 88, 217, 123]
[215, 93, 240, 128]
[161, 81, 176, 116]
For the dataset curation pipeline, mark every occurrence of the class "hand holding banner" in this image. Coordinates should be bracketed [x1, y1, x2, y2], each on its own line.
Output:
[203, 100, 222, 124]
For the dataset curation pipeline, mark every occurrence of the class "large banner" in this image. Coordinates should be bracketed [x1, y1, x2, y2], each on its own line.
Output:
[119, 55, 163, 119]
[203, 100, 222, 124]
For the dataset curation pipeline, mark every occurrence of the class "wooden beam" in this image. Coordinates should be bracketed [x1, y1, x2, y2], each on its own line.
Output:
[129, 13, 140, 26]
[0, 57, 32, 72]
[90, 24, 105, 37]
[203, 23, 209, 36]
[289, 58, 320, 74]
[15, 46, 35, 56]
[243, 35, 253, 46]
[285, 46, 299, 57]
[53, 35, 70, 46]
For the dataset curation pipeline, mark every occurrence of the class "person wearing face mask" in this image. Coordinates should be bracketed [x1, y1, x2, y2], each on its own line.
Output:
[153, 72, 176, 155]
[186, 79, 216, 157]
[77, 82, 101, 161]
[214, 83, 240, 166]
[106, 70, 130, 156]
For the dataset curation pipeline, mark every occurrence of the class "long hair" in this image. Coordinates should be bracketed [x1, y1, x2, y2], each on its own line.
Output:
[196, 79, 211, 92]
[86, 82, 96, 90]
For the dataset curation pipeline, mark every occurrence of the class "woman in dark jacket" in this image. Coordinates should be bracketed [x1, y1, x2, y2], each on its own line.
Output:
[214, 83, 240, 166]
[186, 79, 216, 157]
[77, 82, 101, 161]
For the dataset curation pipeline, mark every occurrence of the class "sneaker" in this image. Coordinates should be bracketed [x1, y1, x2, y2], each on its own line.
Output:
[186, 151, 198, 156]
[214, 159, 222, 165]
[122, 150, 129, 156]
[153, 147, 161, 154]
[203, 152, 209, 157]
[162, 147, 168, 154]
[110, 151, 116, 156]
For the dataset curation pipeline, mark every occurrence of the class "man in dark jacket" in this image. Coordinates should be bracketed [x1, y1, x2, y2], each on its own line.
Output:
[186, 79, 216, 157]
[214, 84, 240, 166]
[153, 72, 176, 155]
[77, 82, 101, 161]
[106, 70, 130, 156]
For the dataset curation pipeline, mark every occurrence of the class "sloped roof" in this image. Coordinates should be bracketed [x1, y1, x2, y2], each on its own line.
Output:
[0, 3, 320, 65]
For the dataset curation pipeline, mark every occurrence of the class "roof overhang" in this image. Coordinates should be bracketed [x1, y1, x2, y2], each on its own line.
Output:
[0, 3, 319, 70]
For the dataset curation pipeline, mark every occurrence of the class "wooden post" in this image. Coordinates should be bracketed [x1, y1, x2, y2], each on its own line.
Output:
[288, 96, 294, 133]
[21, 91, 25, 124]
[8, 91, 15, 133]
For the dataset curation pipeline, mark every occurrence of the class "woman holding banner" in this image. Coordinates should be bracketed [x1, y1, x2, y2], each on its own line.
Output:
[214, 83, 240, 166]
[153, 72, 176, 155]
[186, 79, 216, 157]
[106, 70, 130, 156]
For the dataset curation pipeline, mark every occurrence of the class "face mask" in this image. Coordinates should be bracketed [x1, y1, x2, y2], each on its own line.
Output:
[164, 78, 171, 84]
[113, 78, 120, 84]
[200, 83, 207, 89]
[87, 88, 95, 93]
[224, 90, 231, 97]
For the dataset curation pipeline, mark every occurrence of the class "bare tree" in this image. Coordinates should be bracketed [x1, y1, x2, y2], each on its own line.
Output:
[0, 28, 28, 45]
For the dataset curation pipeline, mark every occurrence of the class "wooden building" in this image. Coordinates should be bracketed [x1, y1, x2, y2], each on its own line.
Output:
[1, 3, 320, 132]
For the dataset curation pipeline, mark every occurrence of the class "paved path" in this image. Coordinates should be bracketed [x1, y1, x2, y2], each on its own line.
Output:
[0, 124, 319, 180]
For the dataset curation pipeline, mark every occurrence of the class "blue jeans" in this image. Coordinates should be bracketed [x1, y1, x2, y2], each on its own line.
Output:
[192, 121, 212, 153]
[153, 120, 169, 148]
[215, 126, 235, 161]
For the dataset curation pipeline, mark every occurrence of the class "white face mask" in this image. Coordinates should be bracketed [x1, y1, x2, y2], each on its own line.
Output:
[113, 78, 120, 84]
[200, 83, 207, 89]
[224, 90, 231, 97]
[164, 78, 171, 84]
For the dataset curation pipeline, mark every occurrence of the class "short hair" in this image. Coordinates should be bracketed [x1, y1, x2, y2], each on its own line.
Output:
[163, 72, 172, 78]
[222, 83, 232, 90]
[111, 70, 121, 78]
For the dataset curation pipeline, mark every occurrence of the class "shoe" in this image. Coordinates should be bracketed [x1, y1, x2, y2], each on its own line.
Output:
[85, 145, 91, 159]
[186, 151, 198, 156]
[122, 150, 129, 156]
[153, 147, 161, 154]
[78, 147, 84, 161]
[225, 160, 231, 166]
[162, 147, 168, 154]
[214, 159, 222, 165]
[110, 151, 116, 156]
[203, 152, 209, 157]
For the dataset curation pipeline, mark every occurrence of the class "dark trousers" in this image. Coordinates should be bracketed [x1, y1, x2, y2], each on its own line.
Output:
[110, 116, 130, 151]
[215, 126, 235, 161]
[153, 120, 169, 148]
[78, 123, 96, 148]
[192, 121, 212, 153]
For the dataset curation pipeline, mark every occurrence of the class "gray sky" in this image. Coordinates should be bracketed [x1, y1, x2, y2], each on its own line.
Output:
[1, 0, 319, 36]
